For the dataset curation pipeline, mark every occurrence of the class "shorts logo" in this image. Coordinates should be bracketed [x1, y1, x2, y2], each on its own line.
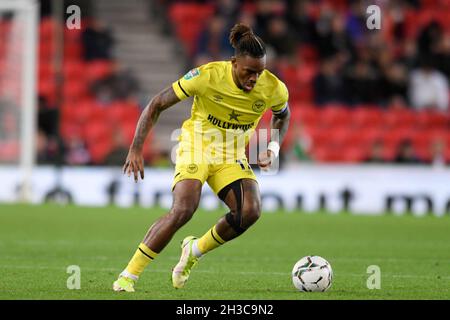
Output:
[183, 68, 200, 80]
[252, 100, 266, 113]
[187, 164, 198, 174]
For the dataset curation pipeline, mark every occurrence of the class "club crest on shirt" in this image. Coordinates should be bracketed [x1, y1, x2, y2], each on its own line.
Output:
[252, 100, 266, 112]
[183, 68, 200, 80]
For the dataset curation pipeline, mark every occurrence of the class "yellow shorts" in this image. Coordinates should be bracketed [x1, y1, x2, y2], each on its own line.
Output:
[171, 147, 257, 195]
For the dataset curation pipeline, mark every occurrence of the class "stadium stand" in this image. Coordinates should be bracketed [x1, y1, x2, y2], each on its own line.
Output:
[2, 0, 449, 166]
[162, 0, 450, 165]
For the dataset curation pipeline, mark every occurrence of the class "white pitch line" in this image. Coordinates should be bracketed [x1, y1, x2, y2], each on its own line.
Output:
[1, 265, 449, 280]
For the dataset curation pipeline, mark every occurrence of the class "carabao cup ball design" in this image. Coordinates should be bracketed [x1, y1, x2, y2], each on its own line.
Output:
[292, 255, 333, 292]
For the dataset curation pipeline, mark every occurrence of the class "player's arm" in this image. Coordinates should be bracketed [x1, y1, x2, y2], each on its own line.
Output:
[123, 86, 180, 182]
[270, 105, 290, 148]
[258, 104, 290, 170]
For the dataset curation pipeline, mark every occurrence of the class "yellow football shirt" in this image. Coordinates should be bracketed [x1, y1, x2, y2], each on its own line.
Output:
[172, 60, 289, 163]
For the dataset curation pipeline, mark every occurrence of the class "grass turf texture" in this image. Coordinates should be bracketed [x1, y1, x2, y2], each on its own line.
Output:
[0, 204, 449, 300]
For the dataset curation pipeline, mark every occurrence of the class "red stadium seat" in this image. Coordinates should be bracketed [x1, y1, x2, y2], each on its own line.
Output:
[319, 106, 350, 128]
[109, 101, 141, 125]
[84, 120, 114, 164]
[383, 109, 416, 130]
[445, 149, 450, 163]
[39, 17, 55, 41]
[89, 106, 107, 123]
[168, 3, 215, 56]
[88, 140, 113, 164]
[257, 111, 272, 128]
[0, 140, 19, 162]
[63, 61, 85, 81]
[64, 42, 83, 60]
[297, 45, 318, 64]
[67, 99, 96, 123]
[38, 79, 57, 105]
[383, 128, 415, 151]
[83, 120, 113, 144]
[416, 110, 449, 130]
[358, 127, 385, 146]
[39, 62, 54, 82]
[411, 130, 431, 150]
[311, 146, 342, 162]
[63, 80, 88, 101]
[64, 24, 83, 43]
[60, 122, 84, 141]
[39, 42, 55, 62]
[305, 127, 330, 150]
[85, 60, 115, 83]
[351, 107, 383, 128]
[119, 121, 138, 145]
[340, 146, 367, 163]
[290, 104, 319, 127]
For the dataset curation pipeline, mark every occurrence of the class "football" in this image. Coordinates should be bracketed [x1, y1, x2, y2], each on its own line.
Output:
[292, 255, 333, 292]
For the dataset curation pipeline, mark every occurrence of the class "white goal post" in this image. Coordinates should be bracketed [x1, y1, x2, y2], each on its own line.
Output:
[0, 0, 39, 202]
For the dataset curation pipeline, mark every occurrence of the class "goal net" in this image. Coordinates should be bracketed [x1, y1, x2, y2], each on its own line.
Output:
[0, 0, 38, 202]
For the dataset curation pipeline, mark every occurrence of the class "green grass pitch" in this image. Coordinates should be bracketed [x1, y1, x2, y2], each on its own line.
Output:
[0, 204, 449, 300]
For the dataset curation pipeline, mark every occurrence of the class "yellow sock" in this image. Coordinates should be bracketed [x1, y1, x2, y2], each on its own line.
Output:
[125, 243, 158, 277]
[197, 225, 226, 254]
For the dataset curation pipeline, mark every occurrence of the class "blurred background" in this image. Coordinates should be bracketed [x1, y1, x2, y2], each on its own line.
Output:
[0, 0, 449, 214]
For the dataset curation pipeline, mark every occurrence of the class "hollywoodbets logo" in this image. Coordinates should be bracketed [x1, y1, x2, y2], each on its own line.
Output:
[207, 114, 254, 131]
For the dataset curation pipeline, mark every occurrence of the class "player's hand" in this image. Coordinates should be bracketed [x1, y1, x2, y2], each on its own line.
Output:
[257, 150, 275, 171]
[123, 148, 144, 182]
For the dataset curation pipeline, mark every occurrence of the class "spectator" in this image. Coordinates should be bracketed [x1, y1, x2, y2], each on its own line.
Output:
[364, 139, 386, 163]
[381, 63, 408, 106]
[289, 123, 312, 162]
[345, 0, 367, 45]
[36, 129, 58, 164]
[417, 21, 443, 58]
[195, 15, 232, 64]
[409, 57, 449, 111]
[265, 17, 297, 58]
[430, 137, 447, 168]
[64, 135, 91, 165]
[286, 0, 315, 45]
[91, 67, 140, 105]
[313, 55, 345, 105]
[400, 39, 419, 71]
[394, 139, 423, 164]
[387, 95, 409, 110]
[433, 34, 450, 79]
[37, 95, 58, 137]
[81, 20, 114, 61]
[315, 12, 353, 59]
[344, 59, 381, 105]
[104, 130, 129, 166]
[214, 0, 239, 22]
[253, 0, 278, 41]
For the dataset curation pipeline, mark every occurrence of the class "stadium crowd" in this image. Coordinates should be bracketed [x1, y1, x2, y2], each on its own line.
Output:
[1, 0, 449, 167]
[164, 0, 450, 166]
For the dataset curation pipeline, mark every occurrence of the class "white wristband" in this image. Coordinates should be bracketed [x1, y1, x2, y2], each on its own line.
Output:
[267, 141, 280, 158]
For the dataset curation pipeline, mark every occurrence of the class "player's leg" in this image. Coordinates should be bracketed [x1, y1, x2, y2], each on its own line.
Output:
[194, 178, 261, 254]
[172, 177, 261, 289]
[113, 179, 202, 292]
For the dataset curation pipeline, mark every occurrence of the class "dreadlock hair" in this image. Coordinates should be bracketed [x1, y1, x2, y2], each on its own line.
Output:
[229, 23, 266, 58]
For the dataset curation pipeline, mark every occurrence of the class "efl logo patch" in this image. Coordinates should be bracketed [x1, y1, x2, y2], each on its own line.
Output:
[183, 68, 200, 80]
